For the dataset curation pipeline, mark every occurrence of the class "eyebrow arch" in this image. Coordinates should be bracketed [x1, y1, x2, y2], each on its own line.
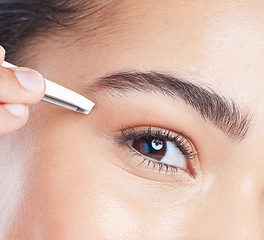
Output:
[87, 72, 252, 141]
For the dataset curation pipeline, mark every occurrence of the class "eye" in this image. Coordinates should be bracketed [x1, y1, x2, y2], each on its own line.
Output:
[119, 126, 197, 176]
[126, 137, 187, 170]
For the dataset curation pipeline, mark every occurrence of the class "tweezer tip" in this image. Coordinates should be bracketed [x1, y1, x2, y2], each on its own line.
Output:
[76, 108, 90, 114]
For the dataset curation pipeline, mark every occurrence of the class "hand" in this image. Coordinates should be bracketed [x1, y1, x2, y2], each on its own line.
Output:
[0, 46, 45, 136]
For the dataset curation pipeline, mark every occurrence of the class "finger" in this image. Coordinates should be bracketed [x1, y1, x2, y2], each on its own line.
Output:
[0, 103, 29, 136]
[0, 66, 45, 104]
[0, 46, 6, 65]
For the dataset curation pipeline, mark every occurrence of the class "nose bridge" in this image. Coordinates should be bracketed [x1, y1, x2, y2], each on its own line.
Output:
[201, 175, 264, 240]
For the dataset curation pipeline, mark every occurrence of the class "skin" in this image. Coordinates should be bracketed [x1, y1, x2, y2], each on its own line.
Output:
[1, 0, 264, 239]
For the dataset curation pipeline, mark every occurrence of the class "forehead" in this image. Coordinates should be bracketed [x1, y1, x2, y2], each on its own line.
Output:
[77, 1, 264, 109]
[32, 0, 264, 119]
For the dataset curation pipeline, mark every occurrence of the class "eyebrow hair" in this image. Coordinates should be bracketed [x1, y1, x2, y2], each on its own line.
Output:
[87, 72, 252, 141]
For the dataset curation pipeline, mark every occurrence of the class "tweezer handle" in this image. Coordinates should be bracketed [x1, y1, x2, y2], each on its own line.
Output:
[1, 61, 95, 114]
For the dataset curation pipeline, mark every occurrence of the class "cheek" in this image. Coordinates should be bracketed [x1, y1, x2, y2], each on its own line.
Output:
[4, 110, 200, 239]
[5, 113, 143, 239]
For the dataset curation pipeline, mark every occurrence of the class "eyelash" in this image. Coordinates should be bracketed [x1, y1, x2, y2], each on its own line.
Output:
[118, 126, 197, 175]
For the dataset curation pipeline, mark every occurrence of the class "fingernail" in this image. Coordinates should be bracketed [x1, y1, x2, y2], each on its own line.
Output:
[3, 104, 28, 117]
[0, 46, 6, 56]
[15, 69, 44, 93]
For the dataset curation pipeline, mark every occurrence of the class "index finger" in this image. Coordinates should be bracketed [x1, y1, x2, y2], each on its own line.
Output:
[0, 46, 6, 65]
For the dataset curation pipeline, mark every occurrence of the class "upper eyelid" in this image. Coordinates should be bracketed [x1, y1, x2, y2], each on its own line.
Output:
[119, 126, 197, 160]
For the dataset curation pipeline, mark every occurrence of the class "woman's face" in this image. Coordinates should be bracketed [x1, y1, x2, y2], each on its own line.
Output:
[1, 0, 264, 239]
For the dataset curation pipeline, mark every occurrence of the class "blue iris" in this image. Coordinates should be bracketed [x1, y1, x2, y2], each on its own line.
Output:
[143, 141, 155, 153]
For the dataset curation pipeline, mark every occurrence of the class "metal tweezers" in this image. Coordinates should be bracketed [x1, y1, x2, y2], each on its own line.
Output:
[2, 61, 95, 114]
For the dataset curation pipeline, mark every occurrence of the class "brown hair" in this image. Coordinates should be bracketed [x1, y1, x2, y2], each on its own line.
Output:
[0, 0, 116, 63]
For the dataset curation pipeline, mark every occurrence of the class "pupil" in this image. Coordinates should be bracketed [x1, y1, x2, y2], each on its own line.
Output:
[141, 138, 166, 160]
[143, 138, 164, 153]
[132, 137, 167, 161]
[151, 139, 163, 151]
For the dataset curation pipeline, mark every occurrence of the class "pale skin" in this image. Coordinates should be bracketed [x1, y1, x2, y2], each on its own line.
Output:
[0, 0, 264, 239]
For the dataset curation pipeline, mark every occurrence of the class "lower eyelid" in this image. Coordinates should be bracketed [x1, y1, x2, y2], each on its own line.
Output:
[118, 143, 197, 183]
[127, 144, 180, 173]
[130, 148, 193, 176]
[120, 145, 197, 183]
[137, 157, 179, 174]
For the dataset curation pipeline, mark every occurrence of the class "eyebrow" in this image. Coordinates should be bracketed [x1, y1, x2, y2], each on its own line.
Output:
[87, 72, 252, 141]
